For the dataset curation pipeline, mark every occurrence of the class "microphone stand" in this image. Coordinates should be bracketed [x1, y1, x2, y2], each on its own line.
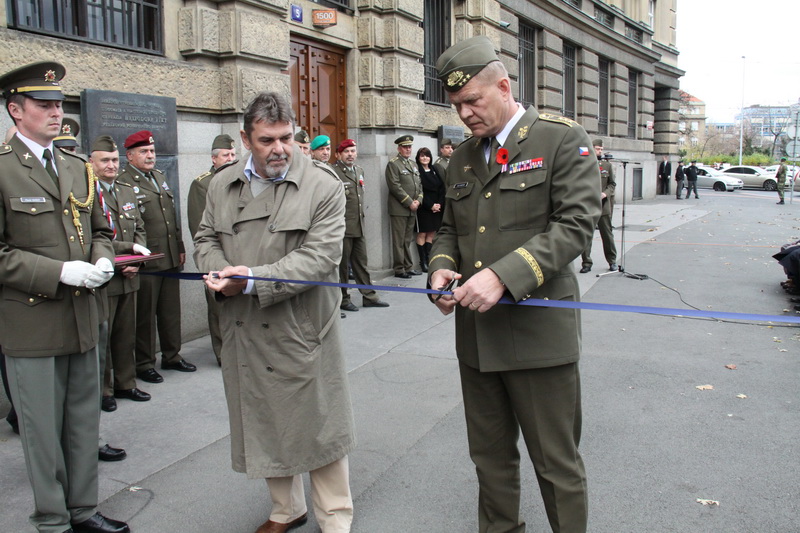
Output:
[596, 158, 646, 280]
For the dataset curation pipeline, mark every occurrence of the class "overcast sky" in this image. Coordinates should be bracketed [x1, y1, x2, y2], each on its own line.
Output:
[675, 0, 800, 123]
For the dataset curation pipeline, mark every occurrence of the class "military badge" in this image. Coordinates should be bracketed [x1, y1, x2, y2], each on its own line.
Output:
[44, 70, 56, 83]
[447, 71, 471, 88]
[133, 186, 140, 193]
[508, 158, 544, 174]
[148, 136, 155, 144]
[122, 202, 136, 211]
[161, 182, 170, 191]
[579, 147, 590, 156]
[517, 126, 529, 139]
[23, 152, 31, 160]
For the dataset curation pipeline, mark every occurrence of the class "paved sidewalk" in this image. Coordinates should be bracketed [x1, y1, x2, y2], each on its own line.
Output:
[1, 191, 797, 532]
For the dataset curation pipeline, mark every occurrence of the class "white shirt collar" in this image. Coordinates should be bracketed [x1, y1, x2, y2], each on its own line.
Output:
[495, 103, 526, 147]
[14, 131, 55, 167]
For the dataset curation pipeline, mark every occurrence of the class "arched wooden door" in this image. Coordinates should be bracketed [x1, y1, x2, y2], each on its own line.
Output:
[288, 36, 347, 143]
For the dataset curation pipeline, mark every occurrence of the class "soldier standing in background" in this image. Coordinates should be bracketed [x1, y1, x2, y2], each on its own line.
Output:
[117, 130, 194, 384]
[579, 139, 618, 273]
[433, 137, 454, 181]
[385, 135, 423, 279]
[294, 130, 311, 157]
[187, 134, 237, 366]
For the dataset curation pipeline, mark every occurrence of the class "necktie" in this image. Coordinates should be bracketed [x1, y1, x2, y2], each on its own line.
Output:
[96, 181, 116, 239]
[43, 149, 59, 187]
[486, 137, 499, 164]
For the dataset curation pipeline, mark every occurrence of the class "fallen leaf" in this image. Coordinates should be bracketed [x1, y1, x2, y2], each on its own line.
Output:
[725, 364, 737, 370]
[736, 394, 748, 399]
[696, 499, 719, 506]
[773, 338, 782, 343]
[696, 384, 714, 390]
[129, 486, 142, 492]
[779, 349, 788, 352]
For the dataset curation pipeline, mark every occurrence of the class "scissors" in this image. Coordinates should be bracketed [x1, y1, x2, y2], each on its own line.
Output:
[434, 277, 456, 302]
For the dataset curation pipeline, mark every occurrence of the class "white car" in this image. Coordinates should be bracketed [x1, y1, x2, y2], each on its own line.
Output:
[695, 167, 743, 191]
[721, 165, 787, 190]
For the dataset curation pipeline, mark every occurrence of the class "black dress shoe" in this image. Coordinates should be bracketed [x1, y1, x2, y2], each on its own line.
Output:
[340, 312, 346, 318]
[72, 512, 129, 533]
[408, 269, 423, 276]
[394, 272, 411, 279]
[136, 368, 163, 383]
[98, 444, 127, 462]
[609, 263, 619, 271]
[7, 415, 20, 435]
[579, 266, 591, 274]
[161, 359, 197, 372]
[101, 396, 117, 412]
[340, 302, 359, 312]
[114, 388, 151, 402]
[363, 299, 389, 308]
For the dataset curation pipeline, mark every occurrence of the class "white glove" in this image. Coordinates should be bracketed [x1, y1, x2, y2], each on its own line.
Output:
[84, 258, 114, 288]
[132, 243, 151, 256]
[60, 261, 95, 287]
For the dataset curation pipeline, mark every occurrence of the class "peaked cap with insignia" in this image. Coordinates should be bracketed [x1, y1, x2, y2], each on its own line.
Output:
[53, 117, 80, 148]
[436, 36, 499, 92]
[0, 61, 66, 101]
[394, 135, 414, 146]
[294, 130, 311, 144]
[212, 134, 235, 151]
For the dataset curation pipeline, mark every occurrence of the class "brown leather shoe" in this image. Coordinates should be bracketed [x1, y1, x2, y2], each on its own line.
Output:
[255, 513, 308, 533]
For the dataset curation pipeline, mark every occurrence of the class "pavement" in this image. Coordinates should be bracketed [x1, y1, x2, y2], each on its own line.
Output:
[1, 189, 798, 533]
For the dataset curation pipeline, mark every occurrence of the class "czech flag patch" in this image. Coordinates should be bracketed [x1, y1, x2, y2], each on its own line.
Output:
[579, 146, 590, 156]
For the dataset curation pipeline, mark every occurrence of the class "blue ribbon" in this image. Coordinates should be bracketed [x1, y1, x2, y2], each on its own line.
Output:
[143, 271, 800, 325]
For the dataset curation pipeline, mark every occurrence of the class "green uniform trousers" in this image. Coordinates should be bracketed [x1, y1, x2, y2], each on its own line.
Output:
[6, 349, 100, 532]
[103, 292, 138, 395]
[459, 361, 587, 533]
[581, 215, 617, 268]
[390, 215, 415, 275]
[339, 235, 378, 305]
[135, 267, 183, 371]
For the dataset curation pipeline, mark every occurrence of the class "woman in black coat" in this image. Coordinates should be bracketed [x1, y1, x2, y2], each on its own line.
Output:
[415, 147, 445, 272]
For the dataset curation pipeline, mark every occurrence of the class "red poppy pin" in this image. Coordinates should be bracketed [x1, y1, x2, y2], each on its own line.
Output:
[496, 147, 509, 173]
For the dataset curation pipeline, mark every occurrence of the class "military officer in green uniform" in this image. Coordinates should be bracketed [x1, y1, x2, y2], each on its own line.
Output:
[433, 137, 455, 181]
[294, 129, 311, 157]
[386, 134, 423, 278]
[429, 37, 601, 533]
[579, 139, 618, 273]
[310, 134, 332, 164]
[90, 135, 152, 410]
[776, 156, 787, 205]
[331, 138, 389, 311]
[187, 134, 237, 366]
[0, 61, 130, 533]
[117, 130, 193, 383]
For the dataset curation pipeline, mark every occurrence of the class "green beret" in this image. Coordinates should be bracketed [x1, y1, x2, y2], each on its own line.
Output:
[781, 157, 787, 162]
[91, 135, 118, 153]
[311, 135, 330, 150]
[395, 135, 414, 146]
[212, 134, 235, 151]
[294, 130, 310, 144]
[592, 139, 603, 147]
[0, 61, 66, 101]
[436, 36, 499, 92]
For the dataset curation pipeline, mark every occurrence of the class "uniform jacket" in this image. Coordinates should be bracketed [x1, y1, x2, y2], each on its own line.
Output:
[433, 156, 450, 182]
[675, 164, 685, 181]
[194, 154, 355, 478]
[385, 155, 422, 217]
[0, 137, 115, 357]
[429, 107, 601, 372]
[598, 159, 615, 217]
[187, 166, 213, 238]
[331, 160, 366, 238]
[101, 180, 146, 296]
[117, 163, 185, 271]
[685, 165, 698, 182]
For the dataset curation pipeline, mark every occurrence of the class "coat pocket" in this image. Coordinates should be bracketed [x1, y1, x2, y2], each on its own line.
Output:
[497, 169, 548, 231]
[8, 197, 59, 247]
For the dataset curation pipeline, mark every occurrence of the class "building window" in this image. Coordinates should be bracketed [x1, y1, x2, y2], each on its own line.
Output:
[627, 69, 638, 139]
[625, 24, 643, 44]
[598, 58, 610, 135]
[691, 121, 699, 131]
[562, 0, 581, 8]
[518, 22, 537, 109]
[421, 0, 450, 105]
[8, 0, 162, 53]
[594, 6, 614, 28]
[317, 0, 352, 10]
[648, 0, 656, 28]
[562, 43, 576, 120]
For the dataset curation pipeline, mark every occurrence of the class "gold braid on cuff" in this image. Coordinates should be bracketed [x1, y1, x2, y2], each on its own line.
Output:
[514, 247, 544, 287]
[429, 254, 457, 267]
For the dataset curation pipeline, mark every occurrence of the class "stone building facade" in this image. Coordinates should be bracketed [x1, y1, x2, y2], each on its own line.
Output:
[0, 0, 683, 340]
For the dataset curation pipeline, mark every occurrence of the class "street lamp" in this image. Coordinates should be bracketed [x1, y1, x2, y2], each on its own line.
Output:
[738, 55, 745, 165]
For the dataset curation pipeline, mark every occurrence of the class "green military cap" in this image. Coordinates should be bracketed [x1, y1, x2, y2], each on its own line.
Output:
[441, 138, 453, 146]
[436, 36, 498, 92]
[91, 135, 118, 153]
[0, 61, 66, 101]
[53, 118, 80, 148]
[295, 130, 310, 144]
[212, 134, 235, 151]
[395, 135, 414, 146]
[311, 135, 330, 150]
[781, 157, 787, 162]
[592, 139, 603, 147]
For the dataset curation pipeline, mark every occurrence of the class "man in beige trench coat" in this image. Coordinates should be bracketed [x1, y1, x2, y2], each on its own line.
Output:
[194, 92, 355, 533]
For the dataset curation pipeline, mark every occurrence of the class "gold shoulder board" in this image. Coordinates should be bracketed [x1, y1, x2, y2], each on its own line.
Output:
[539, 113, 578, 127]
